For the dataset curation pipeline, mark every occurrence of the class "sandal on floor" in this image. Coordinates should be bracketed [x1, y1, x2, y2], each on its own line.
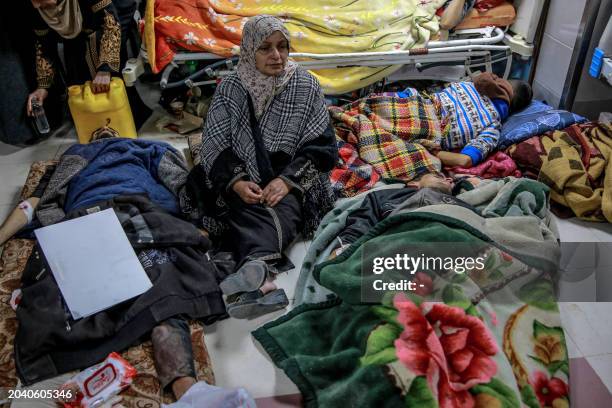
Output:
[219, 260, 268, 296]
[226, 289, 289, 319]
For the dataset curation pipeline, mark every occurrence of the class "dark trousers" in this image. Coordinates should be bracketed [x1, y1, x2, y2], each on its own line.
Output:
[221, 192, 303, 270]
[151, 318, 196, 389]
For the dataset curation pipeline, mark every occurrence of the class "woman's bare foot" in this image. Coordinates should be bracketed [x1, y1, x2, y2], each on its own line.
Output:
[259, 279, 277, 295]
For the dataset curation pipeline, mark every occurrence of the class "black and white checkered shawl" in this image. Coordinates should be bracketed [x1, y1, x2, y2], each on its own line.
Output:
[199, 67, 329, 184]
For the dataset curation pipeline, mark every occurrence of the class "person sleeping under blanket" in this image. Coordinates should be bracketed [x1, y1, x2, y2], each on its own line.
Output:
[398, 73, 533, 169]
[0, 129, 216, 401]
[329, 173, 476, 258]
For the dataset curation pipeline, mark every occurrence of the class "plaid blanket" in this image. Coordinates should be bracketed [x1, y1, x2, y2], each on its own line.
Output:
[537, 122, 612, 222]
[329, 94, 445, 197]
[330, 140, 381, 198]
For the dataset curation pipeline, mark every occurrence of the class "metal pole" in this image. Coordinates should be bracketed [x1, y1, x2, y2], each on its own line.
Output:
[528, 0, 551, 84]
[559, 0, 603, 110]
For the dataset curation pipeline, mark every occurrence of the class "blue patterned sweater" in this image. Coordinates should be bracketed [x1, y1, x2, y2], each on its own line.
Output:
[401, 83, 508, 165]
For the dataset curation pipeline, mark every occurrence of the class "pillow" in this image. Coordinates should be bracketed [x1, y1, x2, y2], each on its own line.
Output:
[498, 100, 587, 149]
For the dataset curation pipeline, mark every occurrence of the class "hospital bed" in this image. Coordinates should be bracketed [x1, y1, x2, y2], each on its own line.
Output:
[124, 26, 510, 93]
[123, 1, 545, 95]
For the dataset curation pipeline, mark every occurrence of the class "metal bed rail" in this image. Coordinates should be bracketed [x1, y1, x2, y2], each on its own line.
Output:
[123, 27, 511, 91]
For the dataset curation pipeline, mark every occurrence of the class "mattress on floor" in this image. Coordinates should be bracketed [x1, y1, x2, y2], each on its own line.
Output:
[0, 161, 215, 408]
[456, 1, 516, 29]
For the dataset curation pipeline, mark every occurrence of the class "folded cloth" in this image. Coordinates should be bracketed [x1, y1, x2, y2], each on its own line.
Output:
[456, 176, 551, 219]
[329, 94, 445, 194]
[449, 151, 522, 179]
[436, 0, 476, 18]
[538, 122, 612, 222]
[499, 100, 587, 150]
[455, 1, 516, 30]
[473, 72, 513, 104]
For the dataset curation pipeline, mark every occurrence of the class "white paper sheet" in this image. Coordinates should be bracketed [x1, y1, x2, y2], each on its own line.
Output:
[35, 208, 153, 320]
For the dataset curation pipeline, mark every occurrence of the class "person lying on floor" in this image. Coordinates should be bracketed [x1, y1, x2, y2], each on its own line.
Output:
[328, 173, 475, 258]
[401, 73, 532, 169]
[0, 129, 220, 401]
[195, 15, 337, 319]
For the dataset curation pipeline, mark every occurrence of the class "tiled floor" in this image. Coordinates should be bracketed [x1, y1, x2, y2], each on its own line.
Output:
[1, 124, 611, 405]
[203, 239, 308, 400]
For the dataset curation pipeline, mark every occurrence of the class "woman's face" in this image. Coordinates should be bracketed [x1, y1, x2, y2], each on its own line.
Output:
[255, 31, 289, 76]
[31, 0, 58, 9]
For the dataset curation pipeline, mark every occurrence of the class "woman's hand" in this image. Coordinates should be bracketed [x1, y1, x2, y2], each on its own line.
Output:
[232, 180, 263, 204]
[261, 178, 290, 207]
[26, 88, 49, 116]
[91, 71, 111, 94]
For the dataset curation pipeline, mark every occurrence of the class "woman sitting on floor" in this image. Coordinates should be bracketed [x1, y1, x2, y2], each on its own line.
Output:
[196, 15, 337, 319]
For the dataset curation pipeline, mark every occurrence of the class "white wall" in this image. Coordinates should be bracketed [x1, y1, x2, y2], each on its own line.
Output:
[532, 0, 587, 108]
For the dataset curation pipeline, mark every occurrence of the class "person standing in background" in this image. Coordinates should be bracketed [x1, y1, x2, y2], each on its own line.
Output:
[111, 0, 138, 64]
[26, 0, 122, 116]
[109, 0, 153, 127]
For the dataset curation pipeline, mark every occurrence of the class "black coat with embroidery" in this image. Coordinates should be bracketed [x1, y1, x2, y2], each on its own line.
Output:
[31, 0, 122, 88]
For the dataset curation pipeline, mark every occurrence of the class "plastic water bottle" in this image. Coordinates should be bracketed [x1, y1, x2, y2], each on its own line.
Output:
[31, 97, 50, 134]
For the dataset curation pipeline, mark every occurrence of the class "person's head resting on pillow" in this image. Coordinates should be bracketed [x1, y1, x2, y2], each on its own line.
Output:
[473, 72, 533, 118]
[509, 79, 533, 113]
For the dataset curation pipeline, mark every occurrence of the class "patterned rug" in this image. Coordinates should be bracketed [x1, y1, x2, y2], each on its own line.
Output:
[0, 161, 215, 407]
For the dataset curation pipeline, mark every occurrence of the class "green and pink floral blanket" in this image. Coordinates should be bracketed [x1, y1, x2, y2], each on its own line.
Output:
[253, 201, 569, 408]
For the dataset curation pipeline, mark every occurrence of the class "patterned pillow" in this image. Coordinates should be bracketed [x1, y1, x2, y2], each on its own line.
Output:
[498, 100, 587, 150]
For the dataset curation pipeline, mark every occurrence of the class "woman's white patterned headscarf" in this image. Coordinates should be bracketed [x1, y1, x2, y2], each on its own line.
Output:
[237, 15, 298, 119]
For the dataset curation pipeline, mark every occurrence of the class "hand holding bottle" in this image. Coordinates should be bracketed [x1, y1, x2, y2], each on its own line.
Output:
[27, 88, 49, 117]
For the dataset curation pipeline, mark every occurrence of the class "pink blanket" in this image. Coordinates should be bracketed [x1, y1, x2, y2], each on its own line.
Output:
[449, 151, 522, 178]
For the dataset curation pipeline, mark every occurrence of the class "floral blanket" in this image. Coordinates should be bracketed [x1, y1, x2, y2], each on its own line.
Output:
[144, 0, 445, 94]
[0, 162, 215, 407]
[254, 201, 569, 408]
